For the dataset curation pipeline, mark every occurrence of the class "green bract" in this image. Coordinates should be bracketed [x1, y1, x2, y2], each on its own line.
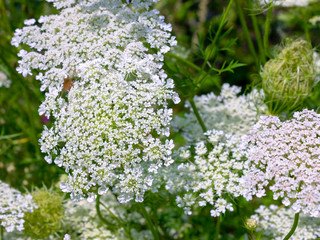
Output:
[261, 39, 315, 115]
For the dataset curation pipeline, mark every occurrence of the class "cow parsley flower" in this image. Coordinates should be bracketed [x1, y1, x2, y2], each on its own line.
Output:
[172, 84, 266, 143]
[0, 181, 37, 232]
[165, 130, 247, 217]
[242, 109, 320, 217]
[251, 205, 320, 240]
[13, 0, 179, 203]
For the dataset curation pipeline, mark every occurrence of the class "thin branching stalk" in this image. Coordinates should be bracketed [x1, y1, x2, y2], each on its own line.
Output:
[95, 195, 117, 228]
[302, 9, 311, 43]
[189, 98, 207, 132]
[246, 0, 266, 64]
[139, 204, 160, 240]
[200, 0, 234, 71]
[235, 0, 260, 70]
[263, 4, 274, 59]
[214, 216, 221, 240]
[166, 52, 201, 71]
[99, 201, 133, 240]
[283, 213, 300, 240]
[0, 225, 3, 240]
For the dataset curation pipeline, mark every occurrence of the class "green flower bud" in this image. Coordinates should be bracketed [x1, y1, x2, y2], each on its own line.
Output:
[261, 39, 316, 115]
[23, 187, 64, 239]
[245, 218, 258, 231]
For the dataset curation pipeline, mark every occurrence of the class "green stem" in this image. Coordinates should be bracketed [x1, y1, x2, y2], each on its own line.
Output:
[189, 98, 207, 132]
[283, 213, 299, 240]
[201, 0, 234, 70]
[246, 0, 266, 64]
[256, 229, 264, 240]
[0, 225, 4, 240]
[166, 52, 201, 72]
[95, 195, 116, 227]
[263, 4, 274, 59]
[302, 9, 311, 43]
[139, 204, 159, 240]
[99, 201, 133, 240]
[214, 216, 221, 240]
[235, 0, 260, 70]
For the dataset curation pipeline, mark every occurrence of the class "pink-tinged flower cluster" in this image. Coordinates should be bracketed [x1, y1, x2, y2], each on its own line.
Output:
[242, 109, 320, 217]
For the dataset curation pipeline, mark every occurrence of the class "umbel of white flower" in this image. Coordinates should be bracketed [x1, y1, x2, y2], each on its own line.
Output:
[12, 0, 180, 203]
[172, 84, 266, 143]
[241, 109, 320, 217]
[0, 180, 37, 232]
[251, 205, 320, 240]
[164, 130, 247, 217]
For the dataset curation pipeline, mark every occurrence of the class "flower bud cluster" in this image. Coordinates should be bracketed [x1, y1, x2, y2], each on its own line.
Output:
[242, 109, 320, 217]
[172, 84, 266, 143]
[164, 130, 248, 217]
[0, 181, 37, 232]
[251, 205, 320, 240]
[261, 39, 315, 114]
[13, 0, 179, 203]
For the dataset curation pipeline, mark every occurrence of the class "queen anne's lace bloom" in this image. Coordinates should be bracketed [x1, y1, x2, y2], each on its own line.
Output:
[242, 109, 320, 217]
[0, 181, 36, 232]
[164, 130, 247, 217]
[251, 205, 320, 240]
[172, 84, 266, 143]
[13, 0, 179, 203]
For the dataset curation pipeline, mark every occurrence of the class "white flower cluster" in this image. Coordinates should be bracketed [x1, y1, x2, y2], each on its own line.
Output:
[172, 84, 266, 143]
[242, 109, 320, 217]
[164, 130, 247, 217]
[259, 0, 316, 7]
[13, 0, 179, 203]
[0, 180, 36, 232]
[0, 72, 11, 88]
[251, 205, 320, 240]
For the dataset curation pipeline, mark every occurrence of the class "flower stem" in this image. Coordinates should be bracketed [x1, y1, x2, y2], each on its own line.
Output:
[166, 52, 201, 72]
[263, 4, 274, 59]
[235, 0, 260, 70]
[201, 0, 234, 71]
[214, 216, 221, 240]
[246, 0, 266, 64]
[0, 225, 4, 240]
[95, 195, 116, 227]
[189, 98, 207, 132]
[139, 204, 160, 240]
[99, 200, 133, 240]
[283, 212, 299, 240]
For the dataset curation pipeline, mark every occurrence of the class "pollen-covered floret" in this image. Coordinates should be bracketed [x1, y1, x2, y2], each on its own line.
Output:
[164, 130, 247, 217]
[242, 109, 320, 217]
[0, 181, 37, 232]
[172, 84, 266, 143]
[251, 205, 320, 240]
